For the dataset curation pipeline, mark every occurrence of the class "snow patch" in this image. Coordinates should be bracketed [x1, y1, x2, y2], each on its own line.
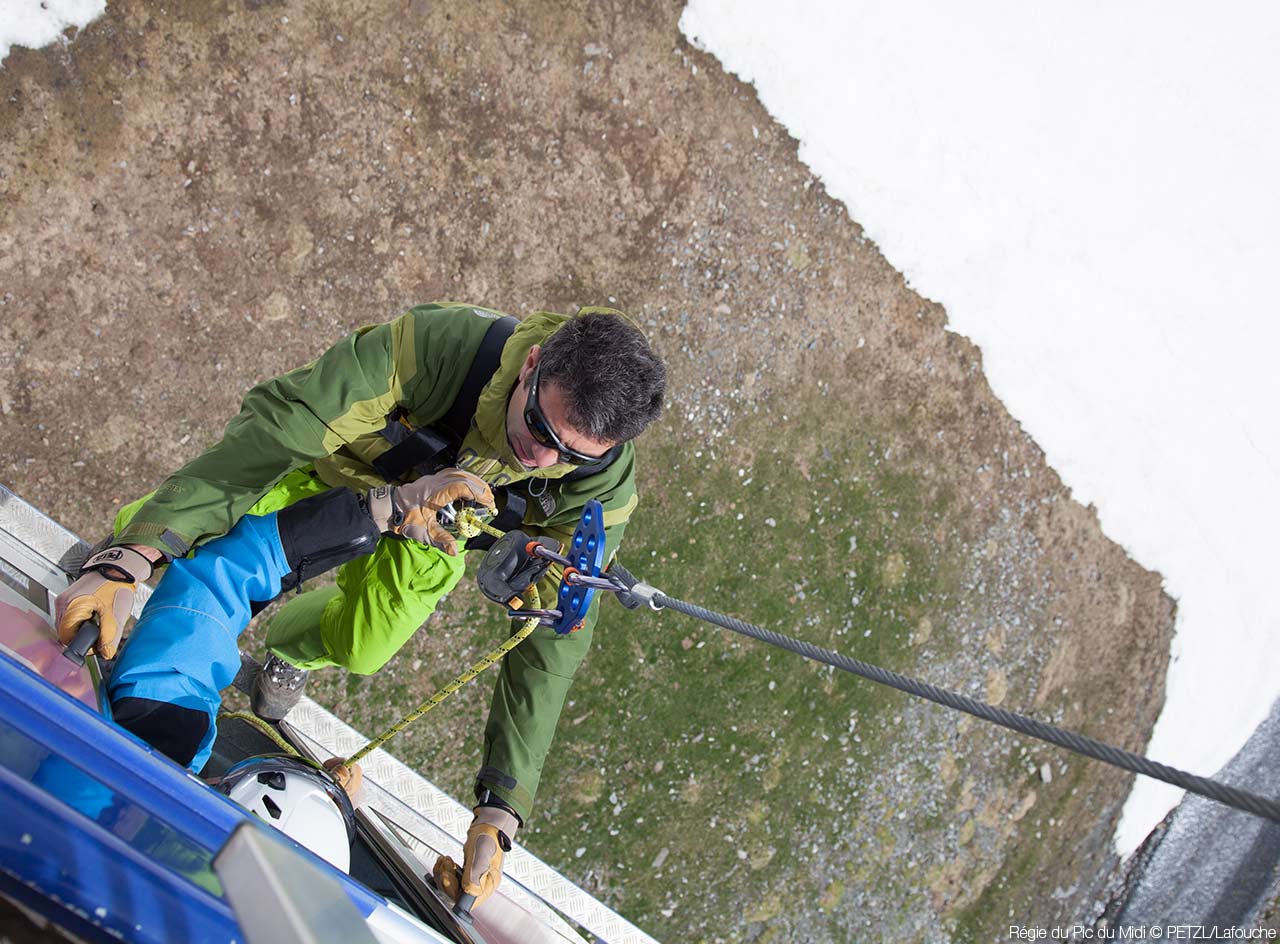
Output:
[1, 0, 106, 66]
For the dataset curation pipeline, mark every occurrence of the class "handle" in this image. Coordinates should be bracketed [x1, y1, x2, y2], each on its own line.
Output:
[63, 617, 100, 666]
[453, 891, 477, 923]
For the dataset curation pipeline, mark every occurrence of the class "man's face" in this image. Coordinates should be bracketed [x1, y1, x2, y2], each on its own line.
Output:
[506, 345, 616, 470]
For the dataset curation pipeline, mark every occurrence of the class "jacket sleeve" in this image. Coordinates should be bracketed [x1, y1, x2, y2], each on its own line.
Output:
[116, 314, 420, 556]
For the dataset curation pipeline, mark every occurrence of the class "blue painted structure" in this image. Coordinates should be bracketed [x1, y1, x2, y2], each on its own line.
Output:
[0, 646, 395, 942]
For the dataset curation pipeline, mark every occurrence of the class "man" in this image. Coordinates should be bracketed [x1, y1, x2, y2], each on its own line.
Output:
[55, 302, 666, 905]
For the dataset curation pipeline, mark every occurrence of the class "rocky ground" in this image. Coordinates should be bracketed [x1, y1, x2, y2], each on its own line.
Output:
[1, 2, 1175, 941]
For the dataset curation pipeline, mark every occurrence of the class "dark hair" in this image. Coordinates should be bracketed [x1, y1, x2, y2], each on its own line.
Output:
[537, 312, 666, 444]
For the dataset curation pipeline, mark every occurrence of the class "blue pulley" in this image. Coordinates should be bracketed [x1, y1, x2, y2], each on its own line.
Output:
[551, 499, 606, 635]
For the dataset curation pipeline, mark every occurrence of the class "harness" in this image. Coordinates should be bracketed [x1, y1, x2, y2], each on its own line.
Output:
[369, 315, 620, 550]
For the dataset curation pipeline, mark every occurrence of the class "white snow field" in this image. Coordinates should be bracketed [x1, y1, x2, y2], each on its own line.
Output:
[0, 0, 104, 65]
[680, 0, 1280, 855]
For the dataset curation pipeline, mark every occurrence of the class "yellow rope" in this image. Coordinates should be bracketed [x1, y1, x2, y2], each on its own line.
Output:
[455, 506, 504, 541]
[344, 583, 542, 766]
[220, 710, 302, 756]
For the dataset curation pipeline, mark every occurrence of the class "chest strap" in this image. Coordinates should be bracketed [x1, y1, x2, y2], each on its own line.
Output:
[372, 315, 519, 483]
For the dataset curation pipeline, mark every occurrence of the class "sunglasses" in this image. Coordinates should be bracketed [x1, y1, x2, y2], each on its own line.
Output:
[523, 362, 605, 465]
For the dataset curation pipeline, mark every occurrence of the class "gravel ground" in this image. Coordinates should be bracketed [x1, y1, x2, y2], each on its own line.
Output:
[0, 2, 1174, 940]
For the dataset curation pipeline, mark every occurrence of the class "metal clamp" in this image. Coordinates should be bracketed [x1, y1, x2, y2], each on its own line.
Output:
[616, 581, 664, 612]
[552, 499, 607, 634]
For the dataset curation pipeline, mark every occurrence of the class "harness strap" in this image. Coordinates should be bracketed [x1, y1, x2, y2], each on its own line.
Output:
[372, 315, 519, 483]
[370, 420, 455, 483]
[440, 315, 521, 443]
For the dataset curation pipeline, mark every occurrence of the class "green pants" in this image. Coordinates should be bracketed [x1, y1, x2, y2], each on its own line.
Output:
[115, 469, 468, 674]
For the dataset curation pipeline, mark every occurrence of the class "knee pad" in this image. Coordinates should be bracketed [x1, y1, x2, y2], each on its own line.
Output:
[277, 488, 381, 593]
[112, 696, 211, 768]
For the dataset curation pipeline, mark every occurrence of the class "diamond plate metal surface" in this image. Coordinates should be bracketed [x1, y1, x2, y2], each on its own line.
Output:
[0, 484, 88, 571]
[286, 701, 660, 944]
[0, 484, 152, 615]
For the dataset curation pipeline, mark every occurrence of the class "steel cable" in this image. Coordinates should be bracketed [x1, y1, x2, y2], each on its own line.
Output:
[609, 564, 1280, 825]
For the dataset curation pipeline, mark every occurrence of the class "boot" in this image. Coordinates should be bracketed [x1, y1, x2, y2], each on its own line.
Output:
[251, 653, 309, 722]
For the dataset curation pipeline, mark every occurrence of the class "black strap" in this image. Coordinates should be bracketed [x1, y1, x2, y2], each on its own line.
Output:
[440, 316, 520, 442]
[562, 444, 623, 482]
[372, 315, 519, 483]
[371, 422, 455, 483]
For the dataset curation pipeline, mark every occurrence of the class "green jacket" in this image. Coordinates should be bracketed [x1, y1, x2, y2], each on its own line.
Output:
[118, 303, 640, 819]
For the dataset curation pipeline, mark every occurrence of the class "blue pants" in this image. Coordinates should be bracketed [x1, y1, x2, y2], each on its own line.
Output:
[32, 512, 294, 821]
[108, 512, 293, 773]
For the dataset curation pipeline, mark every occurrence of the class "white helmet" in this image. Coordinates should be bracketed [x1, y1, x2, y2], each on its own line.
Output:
[214, 754, 355, 873]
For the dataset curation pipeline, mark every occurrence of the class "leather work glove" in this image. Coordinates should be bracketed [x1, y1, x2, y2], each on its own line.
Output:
[54, 546, 155, 660]
[367, 470, 495, 557]
[322, 756, 364, 801]
[432, 805, 519, 912]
